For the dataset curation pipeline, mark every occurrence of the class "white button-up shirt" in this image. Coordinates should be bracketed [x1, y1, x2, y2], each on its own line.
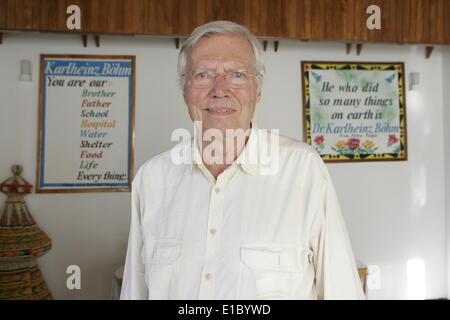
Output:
[120, 125, 365, 300]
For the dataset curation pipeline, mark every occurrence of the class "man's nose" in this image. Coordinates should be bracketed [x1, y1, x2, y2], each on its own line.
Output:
[210, 74, 230, 98]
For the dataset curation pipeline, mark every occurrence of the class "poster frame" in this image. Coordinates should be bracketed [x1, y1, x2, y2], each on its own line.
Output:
[36, 54, 135, 193]
[301, 60, 408, 163]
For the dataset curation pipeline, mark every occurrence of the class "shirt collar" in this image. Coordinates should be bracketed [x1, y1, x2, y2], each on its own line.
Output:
[189, 121, 270, 176]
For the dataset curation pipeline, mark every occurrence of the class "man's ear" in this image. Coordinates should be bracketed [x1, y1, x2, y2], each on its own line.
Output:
[256, 91, 262, 104]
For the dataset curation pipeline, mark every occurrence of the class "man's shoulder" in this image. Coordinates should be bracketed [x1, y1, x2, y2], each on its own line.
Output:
[133, 139, 191, 183]
[275, 134, 330, 182]
[278, 134, 321, 159]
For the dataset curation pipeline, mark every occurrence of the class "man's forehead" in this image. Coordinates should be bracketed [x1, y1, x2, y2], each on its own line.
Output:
[190, 60, 250, 70]
[187, 34, 254, 67]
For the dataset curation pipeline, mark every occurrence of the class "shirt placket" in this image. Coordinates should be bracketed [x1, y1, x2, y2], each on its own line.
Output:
[197, 168, 234, 299]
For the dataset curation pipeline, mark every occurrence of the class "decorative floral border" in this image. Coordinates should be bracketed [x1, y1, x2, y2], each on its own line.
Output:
[302, 61, 407, 162]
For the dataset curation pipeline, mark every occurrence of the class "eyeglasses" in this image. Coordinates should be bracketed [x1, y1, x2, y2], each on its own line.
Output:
[184, 70, 260, 88]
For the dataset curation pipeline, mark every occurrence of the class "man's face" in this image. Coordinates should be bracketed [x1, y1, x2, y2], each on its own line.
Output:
[183, 34, 261, 133]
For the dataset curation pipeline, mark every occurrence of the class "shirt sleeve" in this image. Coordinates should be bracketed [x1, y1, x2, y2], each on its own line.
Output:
[310, 160, 366, 300]
[120, 168, 148, 300]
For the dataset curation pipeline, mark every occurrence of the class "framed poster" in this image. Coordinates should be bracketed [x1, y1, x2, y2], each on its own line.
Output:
[36, 54, 135, 193]
[301, 61, 407, 162]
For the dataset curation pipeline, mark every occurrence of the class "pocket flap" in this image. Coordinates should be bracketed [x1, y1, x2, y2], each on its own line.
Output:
[141, 238, 182, 264]
[241, 244, 311, 272]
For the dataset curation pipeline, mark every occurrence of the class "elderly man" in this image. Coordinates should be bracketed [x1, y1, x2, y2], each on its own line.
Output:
[120, 21, 365, 300]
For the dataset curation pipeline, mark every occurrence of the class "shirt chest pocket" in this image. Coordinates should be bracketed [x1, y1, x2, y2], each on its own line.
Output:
[141, 239, 182, 300]
[240, 244, 313, 299]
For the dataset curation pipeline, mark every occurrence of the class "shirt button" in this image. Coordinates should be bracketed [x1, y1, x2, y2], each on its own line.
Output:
[210, 228, 217, 236]
[204, 273, 212, 280]
[214, 187, 221, 193]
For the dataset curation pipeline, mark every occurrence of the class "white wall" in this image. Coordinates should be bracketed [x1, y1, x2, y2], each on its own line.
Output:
[0, 32, 447, 299]
[443, 46, 450, 298]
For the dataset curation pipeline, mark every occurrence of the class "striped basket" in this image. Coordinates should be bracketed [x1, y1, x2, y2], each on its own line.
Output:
[0, 259, 51, 300]
[0, 165, 52, 300]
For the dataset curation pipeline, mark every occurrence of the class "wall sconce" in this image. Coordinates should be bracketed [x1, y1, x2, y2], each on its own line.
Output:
[19, 59, 32, 81]
[408, 72, 420, 91]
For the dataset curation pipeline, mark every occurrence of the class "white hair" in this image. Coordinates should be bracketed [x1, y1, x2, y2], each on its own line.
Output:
[177, 21, 265, 91]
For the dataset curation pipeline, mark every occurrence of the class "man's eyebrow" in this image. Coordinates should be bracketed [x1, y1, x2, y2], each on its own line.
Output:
[226, 67, 250, 72]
